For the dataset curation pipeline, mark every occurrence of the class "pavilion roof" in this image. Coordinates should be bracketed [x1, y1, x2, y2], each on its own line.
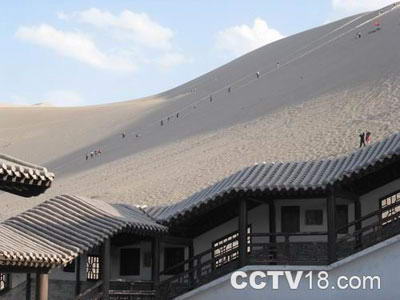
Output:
[151, 132, 400, 223]
[0, 195, 167, 268]
[0, 153, 54, 197]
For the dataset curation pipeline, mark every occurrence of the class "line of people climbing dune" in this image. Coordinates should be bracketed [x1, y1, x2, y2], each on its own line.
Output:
[77, 13, 388, 164]
[85, 149, 102, 160]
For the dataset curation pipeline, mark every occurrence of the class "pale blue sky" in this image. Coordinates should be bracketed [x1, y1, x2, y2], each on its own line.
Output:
[0, 0, 393, 106]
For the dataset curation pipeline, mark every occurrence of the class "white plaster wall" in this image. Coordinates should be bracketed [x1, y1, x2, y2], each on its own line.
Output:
[275, 198, 328, 242]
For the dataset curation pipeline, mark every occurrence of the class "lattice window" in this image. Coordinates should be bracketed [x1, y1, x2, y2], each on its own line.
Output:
[87, 255, 101, 281]
[381, 191, 400, 225]
[0, 273, 9, 293]
[212, 226, 251, 269]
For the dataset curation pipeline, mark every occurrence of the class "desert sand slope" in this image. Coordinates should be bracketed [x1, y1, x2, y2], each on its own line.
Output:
[1, 3, 400, 220]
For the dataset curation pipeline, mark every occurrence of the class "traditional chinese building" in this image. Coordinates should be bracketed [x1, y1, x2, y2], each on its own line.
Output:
[2, 133, 400, 299]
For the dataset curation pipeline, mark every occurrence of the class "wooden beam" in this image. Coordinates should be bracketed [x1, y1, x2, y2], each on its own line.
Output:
[238, 198, 248, 267]
[26, 273, 31, 300]
[102, 239, 111, 300]
[327, 187, 337, 263]
[336, 186, 359, 202]
[35, 272, 48, 300]
[247, 197, 267, 205]
[0, 266, 50, 274]
[74, 256, 81, 296]
[161, 235, 192, 246]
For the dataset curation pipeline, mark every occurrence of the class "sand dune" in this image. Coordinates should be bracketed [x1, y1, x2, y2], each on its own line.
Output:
[1, 3, 400, 220]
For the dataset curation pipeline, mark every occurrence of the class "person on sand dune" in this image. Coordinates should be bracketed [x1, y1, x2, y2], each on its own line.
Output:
[365, 131, 372, 144]
[121, 132, 126, 138]
[359, 132, 366, 148]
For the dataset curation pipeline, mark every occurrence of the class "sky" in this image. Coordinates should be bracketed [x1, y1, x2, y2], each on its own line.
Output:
[0, 0, 395, 106]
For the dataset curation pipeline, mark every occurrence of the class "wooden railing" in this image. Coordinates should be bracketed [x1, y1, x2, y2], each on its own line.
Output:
[158, 231, 329, 299]
[76, 280, 103, 300]
[115, 201, 400, 300]
[159, 236, 240, 300]
[336, 200, 400, 258]
[248, 232, 328, 265]
[109, 281, 156, 300]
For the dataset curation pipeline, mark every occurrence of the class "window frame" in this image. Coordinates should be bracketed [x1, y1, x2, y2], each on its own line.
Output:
[86, 255, 101, 281]
[0, 273, 10, 294]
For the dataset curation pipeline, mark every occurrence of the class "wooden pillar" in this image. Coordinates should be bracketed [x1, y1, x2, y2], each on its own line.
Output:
[102, 238, 111, 300]
[269, 201, 276, 243]
[35, 273, 48, 300]
[151, 236, 160, 285]
[26, 273, 31, 300]
[239, 198, 248, 267]
[188, 243, 194, 287]
[327, 188, 337, 263]
[74, 256, 81, 296]
[269, 200, 277, 261]
[354, 199, 362, 248]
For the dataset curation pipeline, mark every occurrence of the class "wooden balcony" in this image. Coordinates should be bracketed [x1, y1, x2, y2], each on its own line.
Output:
[75, 197, 400, 300]
[154, 199, 400, 300]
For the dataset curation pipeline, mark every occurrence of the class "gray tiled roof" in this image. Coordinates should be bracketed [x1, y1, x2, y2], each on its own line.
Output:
[0, 153, 54, 196]
[0, 195, 167, 268]
[152, 132, 400, 223]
